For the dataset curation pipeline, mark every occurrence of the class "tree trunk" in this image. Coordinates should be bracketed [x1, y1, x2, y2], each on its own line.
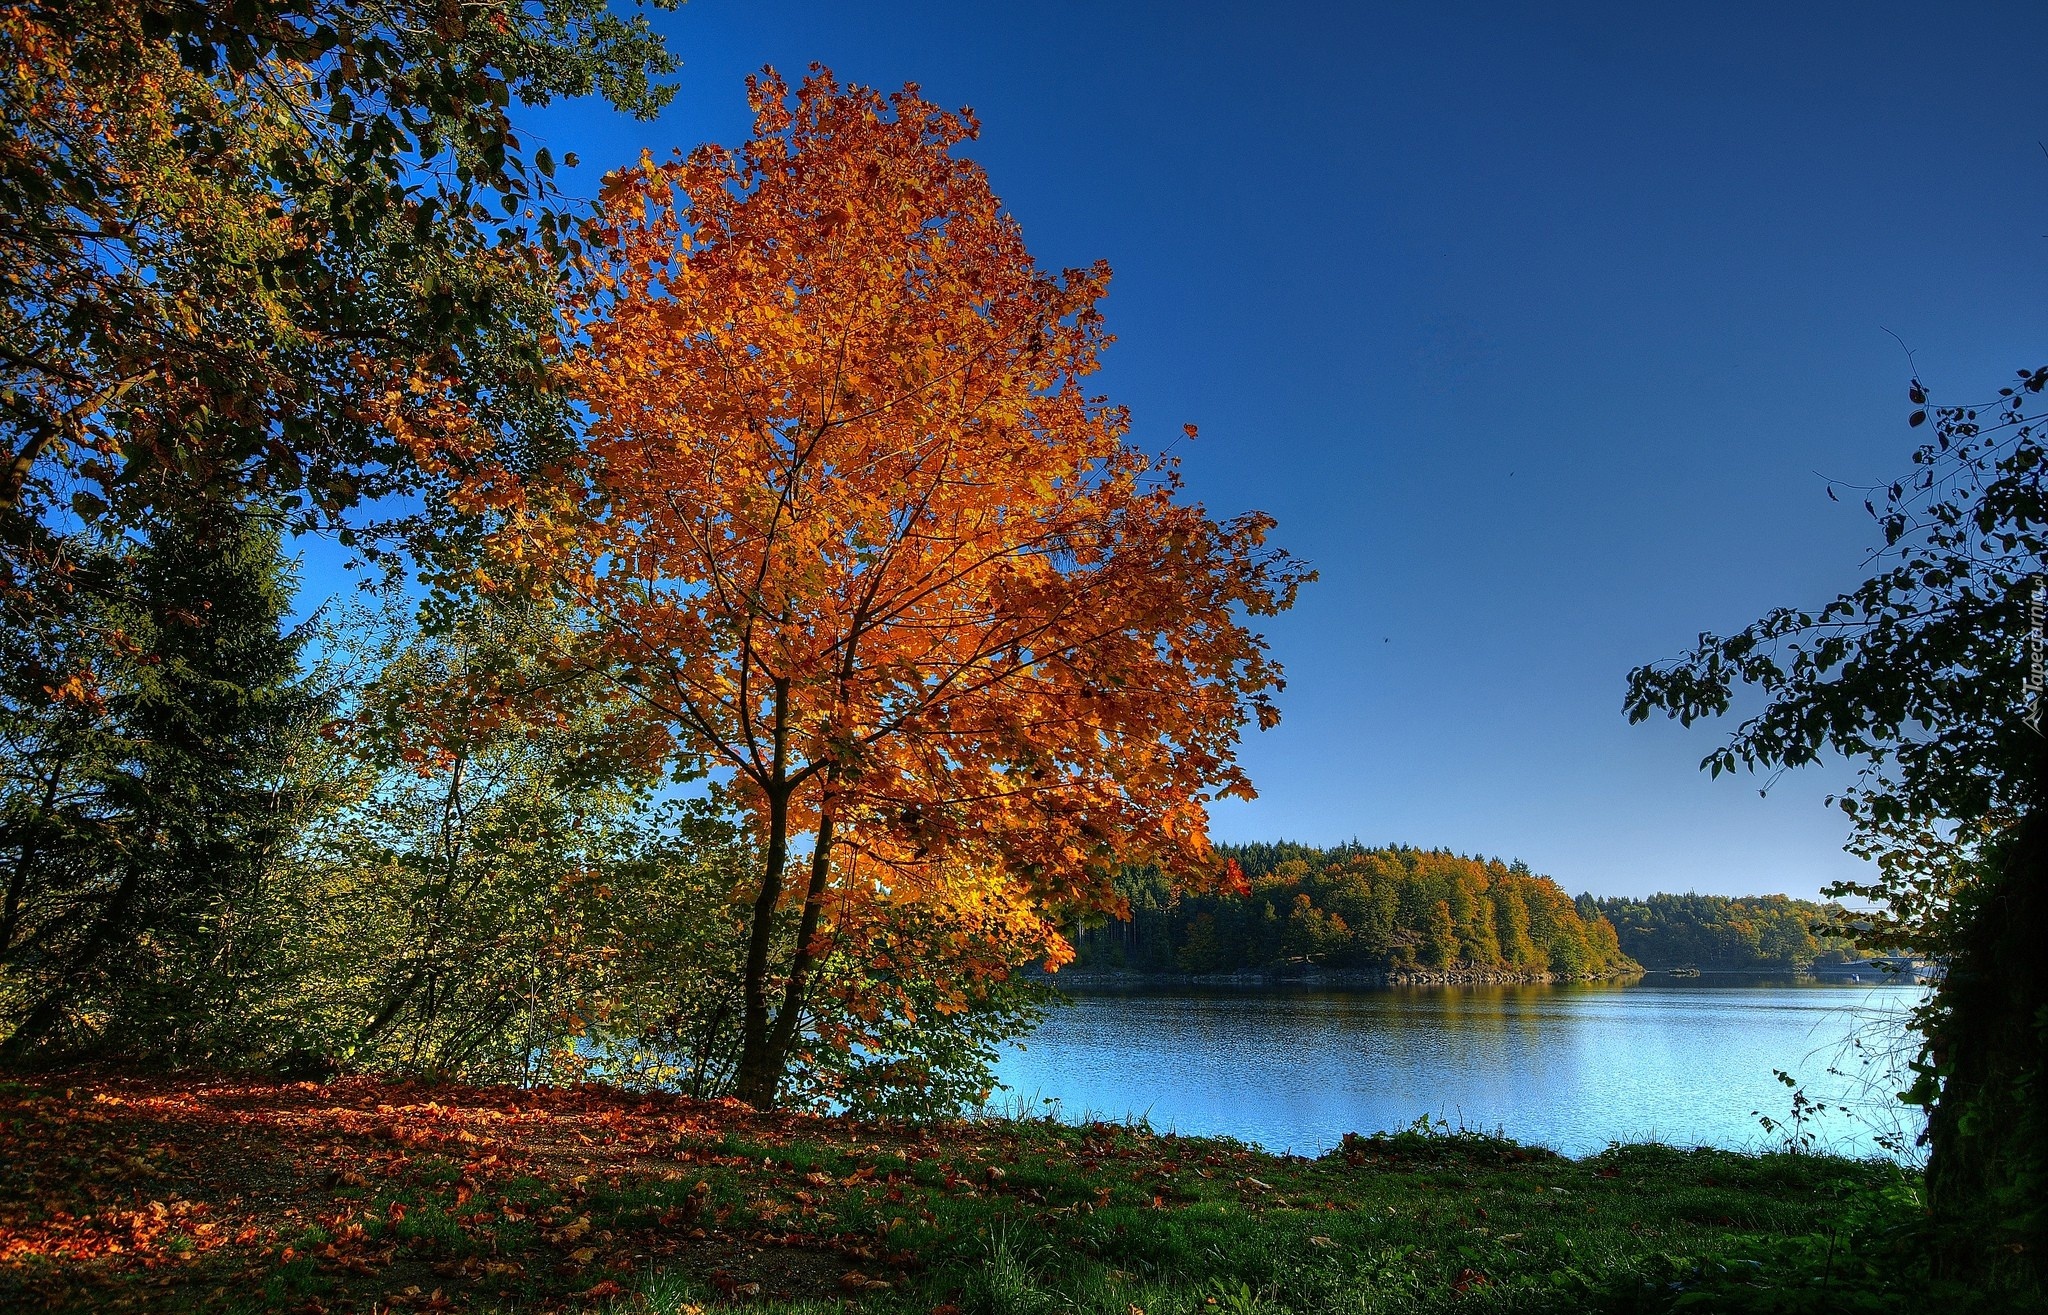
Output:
[761, 776, 840, 1093]
[734, 680, 793, 1109]
[733, 786, 792, 1108]
[1924, 768, 2048, 1289]
[736, 780, 843, 1110]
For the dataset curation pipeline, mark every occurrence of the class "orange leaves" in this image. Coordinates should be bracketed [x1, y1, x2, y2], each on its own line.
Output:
[0, 1193, 221, 1268]
[419, 69, 1309, 1080]
[41, 667, 104, 711]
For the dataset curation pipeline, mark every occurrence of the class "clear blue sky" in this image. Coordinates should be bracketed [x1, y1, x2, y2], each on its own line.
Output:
[497, 0, 2048, 899]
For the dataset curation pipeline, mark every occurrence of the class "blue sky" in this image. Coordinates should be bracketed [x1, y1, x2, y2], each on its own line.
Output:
[470, 0, 2048, 899]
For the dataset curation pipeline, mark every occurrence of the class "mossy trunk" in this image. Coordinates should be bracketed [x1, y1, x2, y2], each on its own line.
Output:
[1924, 787, 2048, 1289]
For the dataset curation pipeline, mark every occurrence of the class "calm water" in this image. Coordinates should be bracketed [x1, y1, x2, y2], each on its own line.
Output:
[991, 981, 1923, 1160]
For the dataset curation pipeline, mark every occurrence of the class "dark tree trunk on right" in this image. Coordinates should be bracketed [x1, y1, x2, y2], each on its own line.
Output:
[1924, 745, 2048, 1289]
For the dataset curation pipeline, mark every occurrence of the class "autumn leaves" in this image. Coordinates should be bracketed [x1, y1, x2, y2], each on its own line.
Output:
[0, 34, 1308, 1106]
[427, 68, 1311, 1105]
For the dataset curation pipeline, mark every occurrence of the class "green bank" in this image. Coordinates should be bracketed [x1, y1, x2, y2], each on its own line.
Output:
[1, 1074, 2010, 1315]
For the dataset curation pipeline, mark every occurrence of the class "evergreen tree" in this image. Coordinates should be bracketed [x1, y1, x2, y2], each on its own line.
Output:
[1422, 900, 1460, 969]
[0, 508, 323, 1060]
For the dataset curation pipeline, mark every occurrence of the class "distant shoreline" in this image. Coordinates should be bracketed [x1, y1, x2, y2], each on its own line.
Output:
[1034, 966, 1643, 989]
[1033, 965, 1922, 990]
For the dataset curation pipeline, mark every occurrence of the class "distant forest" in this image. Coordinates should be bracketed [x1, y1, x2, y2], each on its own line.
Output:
[1069, 844, 1867, 980]
[1593, 894, 1860, 972]
[1070, 843, 1635, 979]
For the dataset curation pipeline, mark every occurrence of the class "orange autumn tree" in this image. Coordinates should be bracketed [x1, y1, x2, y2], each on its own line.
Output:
[522, 68, 1309, 1107]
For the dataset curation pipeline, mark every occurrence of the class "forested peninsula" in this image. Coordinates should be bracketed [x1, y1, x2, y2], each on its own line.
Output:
[1067, 844, 1866, 984]
[1594, 893, 1861, 973]
[1068, 844, 1636, 983]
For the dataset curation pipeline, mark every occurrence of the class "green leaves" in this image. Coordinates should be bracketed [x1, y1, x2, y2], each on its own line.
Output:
[0, 506, 328, 1061]
[0, 0, 681, 562]
[1624, 366, 2048, 1255]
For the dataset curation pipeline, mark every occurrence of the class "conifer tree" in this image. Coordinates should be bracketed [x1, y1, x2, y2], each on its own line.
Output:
[0, 507, 322, 1059]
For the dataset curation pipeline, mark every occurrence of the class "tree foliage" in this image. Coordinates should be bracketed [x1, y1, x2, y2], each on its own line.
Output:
[1592, 893, 1860, 973]
[1625, 365, 2048, 1281]
[1074, 845, 1635, 980]
[0, 0, 677, 546]
[0, 507, 325, 1060]
[1625, 370, 2048, 923]
[454, 68, 1311, 1105]
[0, 0, 687, 1060]
[1, 50, 1293, 1121]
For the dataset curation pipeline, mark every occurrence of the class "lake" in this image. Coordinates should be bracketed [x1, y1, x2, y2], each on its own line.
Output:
[990, 980, 1924, 1160]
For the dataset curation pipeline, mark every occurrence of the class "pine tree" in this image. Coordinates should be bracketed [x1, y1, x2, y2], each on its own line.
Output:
[0, 506, 322, 1060]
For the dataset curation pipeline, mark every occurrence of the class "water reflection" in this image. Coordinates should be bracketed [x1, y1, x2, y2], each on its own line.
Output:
[991, 980, 1922, 1159]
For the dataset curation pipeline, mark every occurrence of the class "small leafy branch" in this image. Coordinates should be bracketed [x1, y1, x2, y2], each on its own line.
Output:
[1752, 1069, 1841, 1155]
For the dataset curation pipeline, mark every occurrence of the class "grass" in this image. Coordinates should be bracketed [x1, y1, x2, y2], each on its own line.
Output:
[0, 1072, 2011, 1314]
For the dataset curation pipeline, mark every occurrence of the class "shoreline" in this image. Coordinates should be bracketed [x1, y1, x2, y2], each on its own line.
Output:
[1034, 966, 1643, 989]
[1033, 965, 1916, 990]
[0, 1070, 1927, 1312]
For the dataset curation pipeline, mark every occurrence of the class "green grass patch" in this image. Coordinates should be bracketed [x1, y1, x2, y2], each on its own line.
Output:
[2, 1073, 2028, 1314]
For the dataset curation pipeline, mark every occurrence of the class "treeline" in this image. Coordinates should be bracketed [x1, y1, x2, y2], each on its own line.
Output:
[1593, 894, 1860, 972]
[3, 12, 1291, 1117]
[1073, 843, 1636, 979]
[0, 513, 1051, 1116]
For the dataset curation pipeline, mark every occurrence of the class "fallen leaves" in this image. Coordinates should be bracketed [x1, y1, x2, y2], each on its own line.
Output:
[0, 1073, 945, 1311]
[837, 1268, 893, 1292]
[0, 1070, 1890, 1315]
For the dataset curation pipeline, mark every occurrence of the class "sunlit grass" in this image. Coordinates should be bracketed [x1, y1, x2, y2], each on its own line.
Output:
[0, 1074, 1998, 1315]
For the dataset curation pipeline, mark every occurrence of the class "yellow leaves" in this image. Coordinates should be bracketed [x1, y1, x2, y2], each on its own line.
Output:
[426, 68, 1307, 996]
[42, 669, 103, 710]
